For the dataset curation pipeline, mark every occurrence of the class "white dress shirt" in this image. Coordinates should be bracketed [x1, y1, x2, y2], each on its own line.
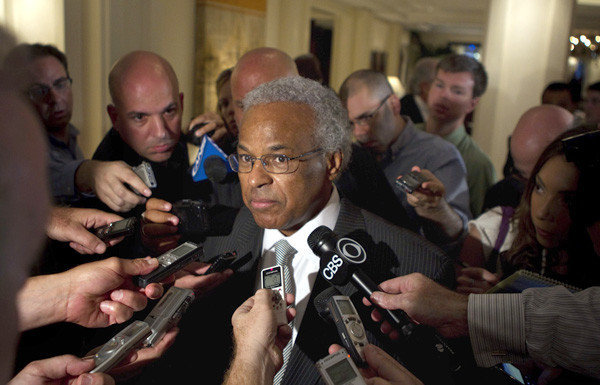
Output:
[257, 187, 341, 346]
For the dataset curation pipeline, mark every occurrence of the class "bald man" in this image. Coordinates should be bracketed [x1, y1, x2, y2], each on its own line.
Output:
[230, 47, 298, 125]
[91, 51, 223, 218]
[483, 105, 573, 210]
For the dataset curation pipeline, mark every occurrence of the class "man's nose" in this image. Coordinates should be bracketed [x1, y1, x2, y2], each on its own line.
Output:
[246, 160, 273, 188]
[352, 122, 370, 138]
[150, 115, 169, 138]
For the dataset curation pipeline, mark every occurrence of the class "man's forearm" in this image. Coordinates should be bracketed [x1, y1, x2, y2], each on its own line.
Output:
[17, 274, 69, 331]
[223, 352, 276, 385]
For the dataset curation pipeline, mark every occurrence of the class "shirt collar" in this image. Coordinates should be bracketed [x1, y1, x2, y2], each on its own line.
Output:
[384, 117, 416, 163]
[442, 124, 467, 147]
[47, 124, 79, 148]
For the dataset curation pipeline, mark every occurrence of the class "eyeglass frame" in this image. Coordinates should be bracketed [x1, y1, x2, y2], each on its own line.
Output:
[27, 76, 73, 102]
[350, 93, 392, 127]
[227, 148, 324, 174]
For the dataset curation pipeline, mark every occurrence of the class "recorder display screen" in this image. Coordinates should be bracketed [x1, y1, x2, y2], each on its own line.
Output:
[326, 358, 357, 383]
[336, 299, 355, 316]
[263, 269, 282, 289]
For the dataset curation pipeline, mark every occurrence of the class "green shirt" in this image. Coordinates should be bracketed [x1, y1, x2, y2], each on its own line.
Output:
[443, 125, 496, 217]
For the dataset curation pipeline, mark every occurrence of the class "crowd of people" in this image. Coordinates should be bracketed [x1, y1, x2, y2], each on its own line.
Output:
[2, 23, 600, 385]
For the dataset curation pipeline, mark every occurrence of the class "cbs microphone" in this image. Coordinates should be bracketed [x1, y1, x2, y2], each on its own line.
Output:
[307, 225, 461, 373]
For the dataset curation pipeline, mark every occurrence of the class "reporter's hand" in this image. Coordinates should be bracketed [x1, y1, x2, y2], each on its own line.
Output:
[141, 198, 180, 254]
[171, 261, 233, 296]
[187, 112, 228, 145]
[9, 355, 114, 385]
[61, 257, 164, 327]
[47, 206, 124, 254]
[455, 267, 500, 294]
[363, 273, 469, 339]
[76, 160, 150, 212]
[86, 328, 179, 382]
[328, 344, 423, 385]
[229, 290, 295, 378]
[404, 166, 445, 211]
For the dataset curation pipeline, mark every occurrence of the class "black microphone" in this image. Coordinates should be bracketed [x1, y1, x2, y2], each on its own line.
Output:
[204, 155, 229, 184]
[308, 226, 461, 373]
[307, 226, 414, 334]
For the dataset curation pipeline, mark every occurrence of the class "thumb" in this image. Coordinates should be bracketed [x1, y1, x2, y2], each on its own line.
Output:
[69, 226, 107, 254]
[118, 257, 159, 277]
[370, 291, 402, 311]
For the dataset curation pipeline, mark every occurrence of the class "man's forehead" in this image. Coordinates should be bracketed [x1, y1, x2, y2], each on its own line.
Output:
[28, 55, 66, 81]
[239, 102, 316, 145]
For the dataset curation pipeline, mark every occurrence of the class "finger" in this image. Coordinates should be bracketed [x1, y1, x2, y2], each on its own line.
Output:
[370, 308, 383, 323]
[145, 198, 172, 212]
[144, 210, 179, 226]
[143, 283, 164, 299]
[456, 286, 486, 294]
[173, 270, 231, 294]
[370, 291, 403, 310]
[119, 169, 151, 198]
[286, 306, 296, 323]
[364, 344, 416, 381]
[285, 293, 295, 306]
[410, 165, 422, 173]
[106, 236, 125, 247]
[362, 297, 373, 307]
[328, 343, 344, 355]
[24, 355, 95, 380]
[99, 301, 134, 324]
[110, 289, 148, 312]
[73, 372, 115, 385]
[86, 211, 124, 228]
[69, 242, 101, 255]
[116, 257, 160, 277]
[66, 226, 107, 255]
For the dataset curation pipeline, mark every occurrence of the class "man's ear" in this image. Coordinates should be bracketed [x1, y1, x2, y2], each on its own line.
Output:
[107, 104, 118, 128]
[326, 151, 343, 181]
[179, 92, 184, 111]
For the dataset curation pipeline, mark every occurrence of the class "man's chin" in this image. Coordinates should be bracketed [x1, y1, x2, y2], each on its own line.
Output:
[145, 150, 174, 163]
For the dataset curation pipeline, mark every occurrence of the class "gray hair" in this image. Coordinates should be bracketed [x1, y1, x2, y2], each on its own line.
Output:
[242, 76, 352, 172]
[408, 57, 438, 95]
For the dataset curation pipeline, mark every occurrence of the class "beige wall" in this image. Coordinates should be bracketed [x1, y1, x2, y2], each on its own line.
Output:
[194, 1, 265, 116]
[266, 0, 410, 92]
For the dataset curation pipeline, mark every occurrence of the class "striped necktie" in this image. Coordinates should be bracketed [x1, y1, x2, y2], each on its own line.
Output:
[272, 239, 296, 385]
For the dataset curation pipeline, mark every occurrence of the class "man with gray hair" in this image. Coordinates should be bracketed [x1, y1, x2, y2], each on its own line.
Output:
[401, 57, 439, 124]
[141, 76, 453, 384]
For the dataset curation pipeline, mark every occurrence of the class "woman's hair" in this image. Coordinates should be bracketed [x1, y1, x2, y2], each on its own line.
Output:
[504, 125, 599, 285]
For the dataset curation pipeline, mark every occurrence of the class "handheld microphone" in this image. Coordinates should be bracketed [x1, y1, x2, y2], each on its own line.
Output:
[204, 155, 229, 183]
[307, 226, 413, 335]
[308, 226, 461, 373]
[314, 287, 368, 367]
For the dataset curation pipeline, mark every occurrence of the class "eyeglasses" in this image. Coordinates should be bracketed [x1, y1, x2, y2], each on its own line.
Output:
[350, 93, 392, 127]
[228, 148, 323, 174]
[27, 77, 72, 102]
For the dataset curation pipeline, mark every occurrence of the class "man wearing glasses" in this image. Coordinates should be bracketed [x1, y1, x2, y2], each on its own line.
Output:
[4, 44, 150, 211]
[339, 70, 471, 249]
[140, 76, 453, 384]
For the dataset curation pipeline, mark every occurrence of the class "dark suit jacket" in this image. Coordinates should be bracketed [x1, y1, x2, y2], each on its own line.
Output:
[132, 198, 454, 385]
[400, 94, 424, 124]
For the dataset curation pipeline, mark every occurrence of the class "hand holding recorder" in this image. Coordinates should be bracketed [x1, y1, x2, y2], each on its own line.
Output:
[17, 257, 164, 331]
[326, 344, 424, 385]
[224, 289, 295, 385]
[46, 206, 125, 254]
[9, 355, 114, 385]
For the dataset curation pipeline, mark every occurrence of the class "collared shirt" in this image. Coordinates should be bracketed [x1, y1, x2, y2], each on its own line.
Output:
[381, 119, 471, 234]
[47, 124, 85, 202]
[258, 187, 341, 346]
[468, 286, 600, 378]
[442, 124, 496, 217]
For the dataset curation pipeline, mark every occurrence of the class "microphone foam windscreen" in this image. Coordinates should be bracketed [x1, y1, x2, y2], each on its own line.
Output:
[204, 155, 228, 183]
[313, 286, 341, 321]
[307, 225, 334, 251]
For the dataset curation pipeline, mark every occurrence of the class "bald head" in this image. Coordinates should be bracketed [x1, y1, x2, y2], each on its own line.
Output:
[107, 51, 183, 162]
[339, 70, 393, 108]
[230, 47, 298, 124]
[511, 105, 573, 179]
[109, 51, 179, 106]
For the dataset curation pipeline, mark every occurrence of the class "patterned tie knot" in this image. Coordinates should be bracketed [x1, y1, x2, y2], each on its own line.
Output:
[274, 238, 296, 265]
